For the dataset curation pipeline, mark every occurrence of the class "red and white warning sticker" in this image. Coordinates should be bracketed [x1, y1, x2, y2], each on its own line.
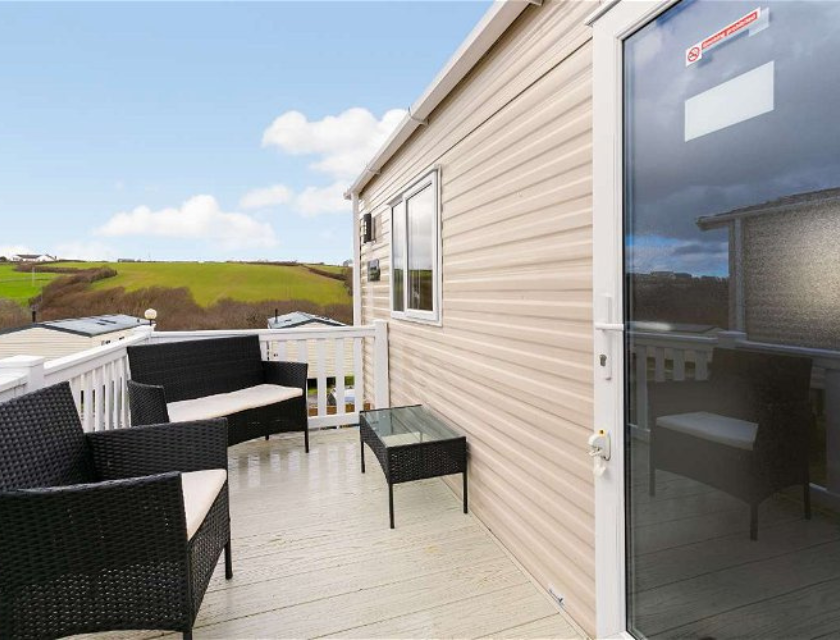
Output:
[685, 7, 768, 66]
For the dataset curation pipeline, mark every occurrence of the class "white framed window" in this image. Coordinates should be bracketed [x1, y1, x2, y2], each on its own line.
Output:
[390, 168, 441, 324]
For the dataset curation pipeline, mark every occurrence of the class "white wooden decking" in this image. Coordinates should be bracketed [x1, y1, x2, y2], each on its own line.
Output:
[79, 429, 581, 640]
[629, 440, 840, 639]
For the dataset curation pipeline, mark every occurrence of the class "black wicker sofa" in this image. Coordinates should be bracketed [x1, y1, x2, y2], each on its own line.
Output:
[0, 382, 231, 639]
[127, 335, 309, 450]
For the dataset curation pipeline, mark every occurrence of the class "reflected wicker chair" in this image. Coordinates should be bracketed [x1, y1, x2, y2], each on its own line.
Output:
[0, 382, 231, 639]
[127, 335, 309, 450]
[648, 348, 813, 540]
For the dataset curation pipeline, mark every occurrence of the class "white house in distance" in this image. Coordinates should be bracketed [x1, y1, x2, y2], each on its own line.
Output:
[0, 315, 146, 360]
[8, 253, 57, 263]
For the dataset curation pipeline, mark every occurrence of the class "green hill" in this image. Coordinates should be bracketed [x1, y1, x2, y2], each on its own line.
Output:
[0, 261, 350, 308]
[0, 263, 63, 305]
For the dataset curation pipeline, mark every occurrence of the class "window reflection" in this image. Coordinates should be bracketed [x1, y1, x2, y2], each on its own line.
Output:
[407, 185, 435, 312]
[392, 201, 405, 312]
[624, 1, 840, 638]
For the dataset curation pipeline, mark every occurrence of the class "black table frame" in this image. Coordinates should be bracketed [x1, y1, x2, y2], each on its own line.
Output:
[359, 406, 468, 529]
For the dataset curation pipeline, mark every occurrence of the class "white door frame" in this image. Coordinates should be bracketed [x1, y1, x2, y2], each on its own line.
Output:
[589, 1, 681, 637]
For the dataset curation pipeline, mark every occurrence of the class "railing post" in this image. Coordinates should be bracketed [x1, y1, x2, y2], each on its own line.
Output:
[373, 320, 390, 409]
[130, 325, 155, 342]
[0, 356, 47, 393]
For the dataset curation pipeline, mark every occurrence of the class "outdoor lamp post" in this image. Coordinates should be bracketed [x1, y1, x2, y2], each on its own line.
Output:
[144, 308, 158, 327]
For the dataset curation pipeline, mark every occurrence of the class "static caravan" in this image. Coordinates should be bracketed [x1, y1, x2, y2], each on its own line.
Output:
[347, 1, 840, 638]
[0, 314, 146, 360]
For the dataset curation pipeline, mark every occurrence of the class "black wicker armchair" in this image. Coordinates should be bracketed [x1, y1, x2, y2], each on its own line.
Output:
[127, 335, 309, 450]
[648, 348, 813, 540]
[0, 382, 232, 639]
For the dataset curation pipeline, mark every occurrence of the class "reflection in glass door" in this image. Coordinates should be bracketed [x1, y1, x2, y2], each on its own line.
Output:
[623, 1, 840, 638]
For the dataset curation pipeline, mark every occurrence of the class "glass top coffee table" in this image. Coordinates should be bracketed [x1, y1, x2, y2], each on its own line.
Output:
[359, 405, 468, 529]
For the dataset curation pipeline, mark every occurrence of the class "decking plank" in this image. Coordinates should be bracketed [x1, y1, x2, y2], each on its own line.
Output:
[479, 613, 581, 639]
[72, 429, 576, 640]
[330, 584, 559, 639]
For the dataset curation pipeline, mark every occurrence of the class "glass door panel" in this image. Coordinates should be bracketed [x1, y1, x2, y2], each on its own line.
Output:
[624, 1, 840, 638]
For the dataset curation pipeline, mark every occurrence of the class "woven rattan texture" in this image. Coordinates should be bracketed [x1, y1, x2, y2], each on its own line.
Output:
[188, 486, 230, 617]
[127, 380, 170, 426]
[88, 419, 228, 479]
[128, 336, 265, 403]
[0, 382, 94, 491]
[359, 412, 467, 485]
[0, 383, 231, 639]
[388, 439, 467, 484]
[127, 338, 309, 448]
[360, 419, 389, 474]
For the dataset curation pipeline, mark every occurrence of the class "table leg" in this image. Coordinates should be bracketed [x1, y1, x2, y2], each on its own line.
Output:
[463, 470, 469, 514]
[360, 434, 365, 473]
[389, 483, 395, 529]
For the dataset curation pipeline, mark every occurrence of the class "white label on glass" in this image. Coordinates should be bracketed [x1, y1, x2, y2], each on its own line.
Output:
[684, 61, 774, 142]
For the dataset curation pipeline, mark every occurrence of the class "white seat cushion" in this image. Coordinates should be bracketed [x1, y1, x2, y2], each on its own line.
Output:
[167, 384, 303, 423]
[656, 411, 758, 451]
[181, 469, 227, 540]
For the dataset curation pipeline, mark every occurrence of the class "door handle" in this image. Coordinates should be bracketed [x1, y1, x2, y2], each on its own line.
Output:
[595, 295, 623, 380]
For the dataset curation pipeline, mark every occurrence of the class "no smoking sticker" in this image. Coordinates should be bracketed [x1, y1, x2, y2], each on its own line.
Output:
[685, 7, 769, 66]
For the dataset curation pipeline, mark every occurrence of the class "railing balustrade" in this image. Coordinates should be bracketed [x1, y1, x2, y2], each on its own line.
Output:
[0, 321, 389, 433]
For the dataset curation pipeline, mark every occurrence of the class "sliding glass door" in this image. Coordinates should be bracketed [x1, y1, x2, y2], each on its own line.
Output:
[623, 1, 840, 637]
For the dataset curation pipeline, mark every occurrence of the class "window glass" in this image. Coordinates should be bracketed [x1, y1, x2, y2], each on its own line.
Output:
[623, 2, 840, 638]
[392, 202, 405, 312]
[407, 185, 435, 312]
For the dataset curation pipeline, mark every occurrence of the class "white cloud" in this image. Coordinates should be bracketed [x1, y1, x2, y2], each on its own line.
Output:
[0, 245, 33, 259]
[239, 184, 293, 210]
[257, 107, 404, 217]
[54, 241, 117, 262]
[238, 181, 350, 217]
[96, 195, 277, 251]
[294, 182, 349, 217]
[262, 107, 406, 181]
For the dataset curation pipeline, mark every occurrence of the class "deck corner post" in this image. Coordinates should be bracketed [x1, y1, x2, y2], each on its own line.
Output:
[373, 320, 390, 409]
[0, 355, 46, 393]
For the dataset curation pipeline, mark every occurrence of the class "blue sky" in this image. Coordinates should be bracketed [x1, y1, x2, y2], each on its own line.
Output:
[0, 1, 490, 264]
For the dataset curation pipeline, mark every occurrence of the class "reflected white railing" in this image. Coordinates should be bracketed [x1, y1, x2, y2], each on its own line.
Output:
[630, 330, 717, 433]
[631, 328, 840, 500]
[0, 320, 389, 433]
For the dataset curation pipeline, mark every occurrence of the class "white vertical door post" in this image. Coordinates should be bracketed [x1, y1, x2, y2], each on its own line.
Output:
[373, 320, 390, 409]
[0, 356, 47, 393]
[352, 192, 363, 326]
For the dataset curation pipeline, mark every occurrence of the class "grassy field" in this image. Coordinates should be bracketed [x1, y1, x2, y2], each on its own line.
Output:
[0, 264, 62, 305]
[0, 261, 350, 307]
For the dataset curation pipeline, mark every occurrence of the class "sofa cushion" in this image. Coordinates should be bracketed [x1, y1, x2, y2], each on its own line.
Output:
[168, 384, 303, 423]
[656, 411, 758, 451]
[181, 469, 227, 540]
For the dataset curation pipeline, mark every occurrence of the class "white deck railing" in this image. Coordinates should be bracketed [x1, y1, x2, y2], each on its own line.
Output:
[0, 321, 389, 433]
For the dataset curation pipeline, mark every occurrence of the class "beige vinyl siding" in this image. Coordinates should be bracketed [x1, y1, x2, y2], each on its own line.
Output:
[358, 0, 596, 633]
[0, 328, 93, 360]
[0, 328, 137, 360]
